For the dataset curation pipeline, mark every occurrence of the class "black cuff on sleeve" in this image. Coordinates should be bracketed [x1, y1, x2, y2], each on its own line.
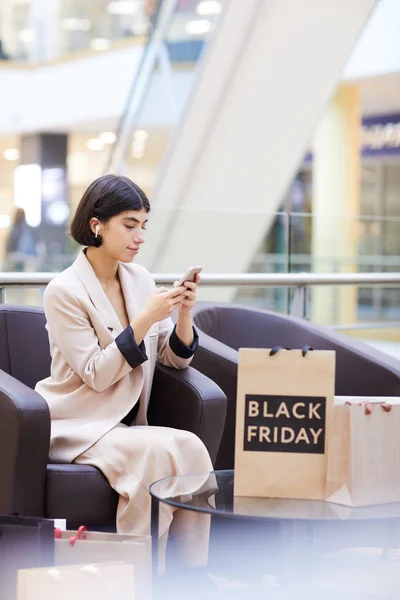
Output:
[169, 325, 199, 359]
[115, 325, 148, 368]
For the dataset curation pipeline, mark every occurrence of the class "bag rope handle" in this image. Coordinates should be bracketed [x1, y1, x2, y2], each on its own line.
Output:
[269, 345, 314, 357]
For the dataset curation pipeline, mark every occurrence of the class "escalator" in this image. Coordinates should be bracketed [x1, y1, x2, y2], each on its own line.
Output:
[107, 0, 378, 301]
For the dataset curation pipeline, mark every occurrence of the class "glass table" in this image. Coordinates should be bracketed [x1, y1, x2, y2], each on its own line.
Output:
[150, 470, 400, 596]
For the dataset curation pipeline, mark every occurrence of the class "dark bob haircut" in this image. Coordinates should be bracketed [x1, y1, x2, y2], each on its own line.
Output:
[71, 174, 150, 247]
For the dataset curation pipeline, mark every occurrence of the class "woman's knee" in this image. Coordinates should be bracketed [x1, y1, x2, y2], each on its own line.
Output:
[179, 431, 212, 467]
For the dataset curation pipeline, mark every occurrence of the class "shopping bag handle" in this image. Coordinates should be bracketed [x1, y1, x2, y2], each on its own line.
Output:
[69, 525, 88, 546]
[345, 401, 392, 415]
[269, 345, 314, 357]
[54, 524, 88, 544]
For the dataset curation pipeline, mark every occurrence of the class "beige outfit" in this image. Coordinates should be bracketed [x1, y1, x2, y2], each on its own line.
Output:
[35, 250, 213, 543]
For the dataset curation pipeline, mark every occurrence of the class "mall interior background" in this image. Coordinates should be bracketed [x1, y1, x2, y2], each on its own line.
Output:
[0, 0, 400, 352]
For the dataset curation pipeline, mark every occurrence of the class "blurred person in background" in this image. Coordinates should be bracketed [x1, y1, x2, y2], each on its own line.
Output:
[0, 39, 9, 61]
[4, 208, 38, 272]
[145, 0, 158, 21]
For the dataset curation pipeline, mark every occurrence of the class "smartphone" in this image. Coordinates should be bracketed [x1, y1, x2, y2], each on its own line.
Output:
[175, 266, 203, 288]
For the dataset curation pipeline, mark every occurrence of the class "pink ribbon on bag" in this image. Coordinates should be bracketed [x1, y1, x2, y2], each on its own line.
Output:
[345, 401, 392, 415]
[54, 525, 88, 544]
[68, 525, 88, 546]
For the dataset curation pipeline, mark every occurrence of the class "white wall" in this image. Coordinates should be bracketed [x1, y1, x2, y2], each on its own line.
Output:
[0, 45, 195, 134]
[0, 47, 142, 133]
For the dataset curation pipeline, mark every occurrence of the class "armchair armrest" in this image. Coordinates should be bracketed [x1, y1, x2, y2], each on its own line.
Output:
[191, 333, 239, 470]
[321, 332, 400, 396]
[0, 370, 50, 517]
[148, 363, 227, 465]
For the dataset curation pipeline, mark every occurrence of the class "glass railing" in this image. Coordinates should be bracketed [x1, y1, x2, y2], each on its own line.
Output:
[1, 272, 400, 360]
[2, 207, 400, 335]
[241, 211, 400, 327]
[0, 0, 218, 64]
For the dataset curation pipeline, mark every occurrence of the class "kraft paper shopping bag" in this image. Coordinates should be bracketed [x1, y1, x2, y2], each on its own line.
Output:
[54, 528, 151, 599]
[326, 397, 400, 507]
[17, 562, 135, 600]
[234, 348, 335, 500]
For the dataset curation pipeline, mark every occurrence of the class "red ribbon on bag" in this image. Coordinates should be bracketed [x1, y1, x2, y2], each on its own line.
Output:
[68, 525, 88, 547]
[54, 527, 62, 539]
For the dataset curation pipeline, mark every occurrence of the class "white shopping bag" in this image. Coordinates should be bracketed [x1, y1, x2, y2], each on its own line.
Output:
[54, 527, 151, 599]
[18, 563, 135, 600]
[326, 396, 400, 506]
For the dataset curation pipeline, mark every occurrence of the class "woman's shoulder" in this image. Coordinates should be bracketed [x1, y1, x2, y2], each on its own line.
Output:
[44, 265, 83, 301]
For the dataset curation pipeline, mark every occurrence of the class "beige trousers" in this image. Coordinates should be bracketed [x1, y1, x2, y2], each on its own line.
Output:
[74, 424, 212, 570]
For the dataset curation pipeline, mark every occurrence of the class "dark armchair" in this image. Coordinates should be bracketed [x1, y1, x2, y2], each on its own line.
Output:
[191, 303, 400, 470]
[0, 305, 227, 529]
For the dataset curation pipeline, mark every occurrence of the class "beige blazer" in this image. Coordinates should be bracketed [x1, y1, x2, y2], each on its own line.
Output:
[35, 250, 194, 464]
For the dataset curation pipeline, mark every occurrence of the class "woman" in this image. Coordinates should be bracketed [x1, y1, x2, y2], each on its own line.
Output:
[35, 174, 213, 568]
[4, 207, 38, 271]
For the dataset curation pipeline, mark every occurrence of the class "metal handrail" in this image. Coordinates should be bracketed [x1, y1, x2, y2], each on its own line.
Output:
[332, 322, 400, 331]
[1, 271, 400, 288]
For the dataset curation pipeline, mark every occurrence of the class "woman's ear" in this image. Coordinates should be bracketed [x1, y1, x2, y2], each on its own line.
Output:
[89, 217, 103, 247]
[89, 217, 100, 236]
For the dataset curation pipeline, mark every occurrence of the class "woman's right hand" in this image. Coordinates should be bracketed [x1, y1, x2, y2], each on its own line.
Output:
[142, 286, 186, 324]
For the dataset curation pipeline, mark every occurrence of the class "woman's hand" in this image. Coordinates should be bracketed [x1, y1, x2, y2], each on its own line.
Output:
[142, 286, 186, 324]
[177, 273, 200, 315]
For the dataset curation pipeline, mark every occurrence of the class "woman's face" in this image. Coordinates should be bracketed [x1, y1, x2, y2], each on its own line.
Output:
[99, 209, 148, 263]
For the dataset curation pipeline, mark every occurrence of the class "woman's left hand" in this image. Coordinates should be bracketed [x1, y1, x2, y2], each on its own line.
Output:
[177, 273, 200, 315]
